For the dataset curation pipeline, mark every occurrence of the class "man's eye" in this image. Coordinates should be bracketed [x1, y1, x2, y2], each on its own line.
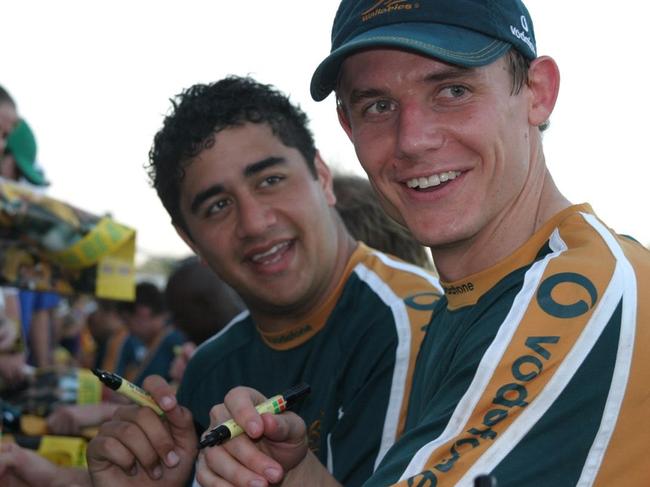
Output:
[260, 175, 283, 188]
[441, 85, 468, 98]
[366, 99, 395, 115]
[206, 198, 231, 215]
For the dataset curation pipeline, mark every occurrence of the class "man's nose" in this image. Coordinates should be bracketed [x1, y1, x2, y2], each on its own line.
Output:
[395, 102, 445, 160]
[235, 195, 276, 238]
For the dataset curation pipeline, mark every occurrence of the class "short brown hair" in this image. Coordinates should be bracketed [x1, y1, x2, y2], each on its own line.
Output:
[333, 174, 433, 270]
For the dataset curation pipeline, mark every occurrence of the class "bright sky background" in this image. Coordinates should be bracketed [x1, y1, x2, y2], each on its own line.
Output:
[4, 1, 649, 263]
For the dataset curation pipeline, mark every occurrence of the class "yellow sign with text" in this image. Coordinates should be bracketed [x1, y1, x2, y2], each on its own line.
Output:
[48, 217, 136, 300]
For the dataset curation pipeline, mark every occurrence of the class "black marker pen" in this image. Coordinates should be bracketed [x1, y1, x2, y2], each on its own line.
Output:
[92, 368, 164, 416]
[199, 383, 310, 449]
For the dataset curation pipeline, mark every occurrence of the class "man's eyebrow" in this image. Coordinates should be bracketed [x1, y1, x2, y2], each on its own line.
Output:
[347, 66, 475, 106]
[189, 156, 286, 214]
[423, 65, 474, 83]
[348, 88, 386, 106]
[243, 156, 285, 178]
[190, 184, 225, 215]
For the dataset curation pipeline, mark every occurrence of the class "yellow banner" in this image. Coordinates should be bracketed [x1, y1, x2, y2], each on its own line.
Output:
[1, 178, 136, 300]
[48, 217, 136, 301]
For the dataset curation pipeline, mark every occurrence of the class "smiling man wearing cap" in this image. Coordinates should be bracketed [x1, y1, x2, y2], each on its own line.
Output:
[197, 1, 650, 486]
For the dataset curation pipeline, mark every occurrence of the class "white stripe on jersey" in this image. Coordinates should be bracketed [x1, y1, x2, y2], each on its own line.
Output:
[399, 229, 569, 481]
[194, 309, 250, 354]
[354, 263, 413, 471]
[457, 215, 631, 486]
[370, 249, 444, 294]
[576, 213, 636, 486]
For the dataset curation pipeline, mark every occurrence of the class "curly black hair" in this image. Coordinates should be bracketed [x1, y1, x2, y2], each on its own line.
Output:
[147, 76, 317, 235]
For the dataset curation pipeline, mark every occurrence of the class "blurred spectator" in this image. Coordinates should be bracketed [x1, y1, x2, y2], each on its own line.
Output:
[165, 257, 245, 345]
[0, 85, 18, 155]
[0, 287, 27, 388]
[0, 288, 20, 352]
[1, 118, 48, 187]
[51, 295, 97, 366]
[18, 289, 60, 368]
[1, 87, 27, 387]
[79, 298, 128, 372]
[165, 257, 246, 383]
[333, 173, 434, 270]
[114, 281, 185, 386]
[1, 113, 59, 368]
[46, 283, 184, 436]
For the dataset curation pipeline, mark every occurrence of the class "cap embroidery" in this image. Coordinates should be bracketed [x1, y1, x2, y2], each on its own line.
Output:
[509, 17, 535, 55]
[361, 0, 420, 22]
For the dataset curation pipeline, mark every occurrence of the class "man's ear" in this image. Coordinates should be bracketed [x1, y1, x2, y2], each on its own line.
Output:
[527, 55, 560, 127]
[313, 151, 337, 206]
[174, 224, 205, 263]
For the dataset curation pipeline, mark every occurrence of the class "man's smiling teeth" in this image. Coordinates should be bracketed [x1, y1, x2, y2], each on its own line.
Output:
[251, 241, 290, 263]
[406, 171, 461, 189]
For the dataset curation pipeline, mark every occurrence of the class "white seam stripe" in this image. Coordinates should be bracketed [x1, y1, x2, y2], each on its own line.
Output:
[458, 214, 631, 486]
[370, 250, 443, 294]
[576, 214, 636, 486]
[354, 263, 412, 470]
[399, 229, 567, 480]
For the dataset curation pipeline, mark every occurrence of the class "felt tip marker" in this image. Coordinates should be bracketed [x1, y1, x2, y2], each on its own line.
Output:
[92, 368, 164, 416]
[199, 383, 310, 449]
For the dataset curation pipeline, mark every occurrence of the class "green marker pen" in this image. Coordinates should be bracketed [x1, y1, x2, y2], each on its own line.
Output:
[92, 368, 164, 416]
[199, 383, 310, 449]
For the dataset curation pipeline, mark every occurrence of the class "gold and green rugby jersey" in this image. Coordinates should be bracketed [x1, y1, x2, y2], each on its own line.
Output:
[367, 204, 650, 487]
[177, 243, 442, 487]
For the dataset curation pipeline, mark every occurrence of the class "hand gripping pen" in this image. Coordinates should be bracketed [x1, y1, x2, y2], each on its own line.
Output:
[199, 383, 310, 449]
[92, 368, 164, 416]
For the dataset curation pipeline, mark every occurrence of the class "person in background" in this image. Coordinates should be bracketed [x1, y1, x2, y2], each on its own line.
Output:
[165, 256, 246, 384]
[51, 294, 96, 366]
[165, 256, 245, 346]
[84, 75, 441, 487]
[1, 118, 48, 187]
[18, 288, 59, 368]
[79, 298, 129, 372]
[333, 173, 433, 270]
[1, 86, 27, 387]
[0, 89, 84, 484]
[0, 286, 27, 387]
[0, 85, 18, 155]
[1, 91, 58, 379]
[45, 283, 184, 437]
[114, 281, 185, 386]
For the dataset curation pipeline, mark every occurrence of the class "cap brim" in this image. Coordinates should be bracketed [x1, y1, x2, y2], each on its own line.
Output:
[311, 22, 511, 101]
[15, 155, 48, 186]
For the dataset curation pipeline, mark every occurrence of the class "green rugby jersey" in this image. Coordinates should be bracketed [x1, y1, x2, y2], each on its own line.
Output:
[367, 204, 650, 487]
[177, 243, 442, 486]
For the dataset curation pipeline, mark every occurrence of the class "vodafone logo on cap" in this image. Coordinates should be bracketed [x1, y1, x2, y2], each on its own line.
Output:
[509, 14, 535, 56]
